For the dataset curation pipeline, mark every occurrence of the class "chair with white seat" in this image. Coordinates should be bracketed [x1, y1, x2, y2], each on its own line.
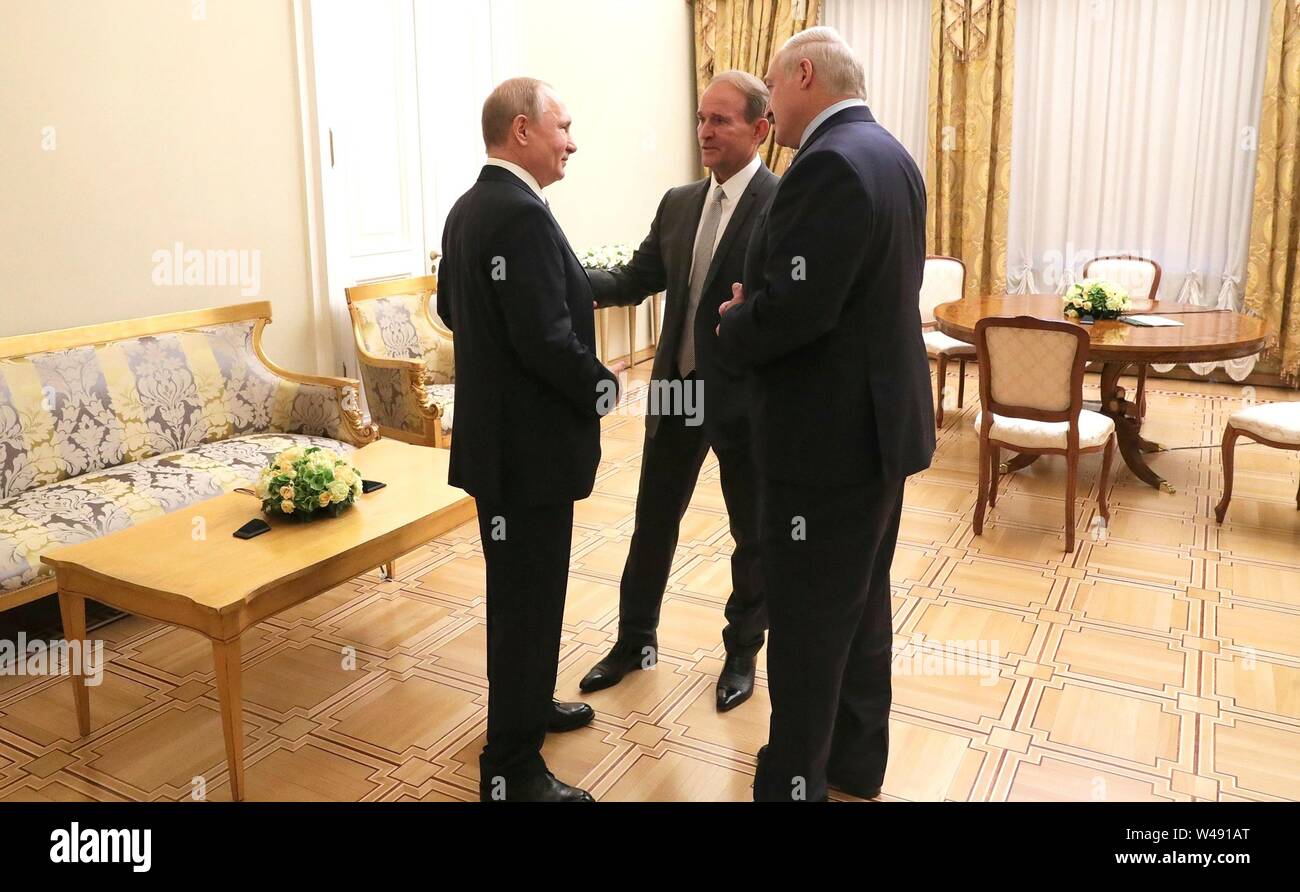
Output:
[1214, 401, 1300, 523]
[972, 316, 1117, 553]
[920, 255, 973, 428]
[1082, 254, 1162, 418]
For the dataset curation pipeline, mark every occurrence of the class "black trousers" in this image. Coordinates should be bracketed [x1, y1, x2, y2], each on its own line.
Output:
[475, 498, 573, 791]
[753, 474, 905, 802]
[617, 408, 766, 659]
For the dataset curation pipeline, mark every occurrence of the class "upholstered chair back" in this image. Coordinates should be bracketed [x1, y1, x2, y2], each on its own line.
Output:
[1082, 256, 1162, 301]
[975, 317, 1089, 417]
[351, 288, 453, 385]
[0, 320, 343, 500]
[919, 256, 966, 324]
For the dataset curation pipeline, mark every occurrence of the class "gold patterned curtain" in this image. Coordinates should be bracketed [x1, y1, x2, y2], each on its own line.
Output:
[1245, 0, 1300, 384]
[925, 0, 1015, 300]
[693, 0, 822, 175]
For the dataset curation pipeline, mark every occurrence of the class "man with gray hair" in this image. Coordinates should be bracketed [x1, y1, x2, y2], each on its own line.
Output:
[717, 26, 935, 801]
[578, 70, 778, 714]
[438, 77, 622, 802]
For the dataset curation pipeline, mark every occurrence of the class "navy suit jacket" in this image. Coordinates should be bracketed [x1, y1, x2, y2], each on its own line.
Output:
[438, 165, 617, 505]
[717, 105, 936, 484]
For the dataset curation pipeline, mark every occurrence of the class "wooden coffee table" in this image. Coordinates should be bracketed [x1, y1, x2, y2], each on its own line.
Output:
[935, 295, 1268, 491]
[42, 438, 474, 801]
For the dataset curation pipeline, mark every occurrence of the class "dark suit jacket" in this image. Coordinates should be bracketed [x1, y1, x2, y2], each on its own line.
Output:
[585, 162, 778, 448]
[717, 106, 936, 484]
[437, 165, 617, 506]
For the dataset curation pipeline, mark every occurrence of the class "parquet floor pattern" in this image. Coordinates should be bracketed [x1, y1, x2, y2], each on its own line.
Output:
[0, 365, 1296, 802]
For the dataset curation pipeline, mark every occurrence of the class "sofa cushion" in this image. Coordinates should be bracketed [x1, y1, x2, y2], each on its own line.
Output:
[0, 320, 354, 501]
[0, 432, 352, 594]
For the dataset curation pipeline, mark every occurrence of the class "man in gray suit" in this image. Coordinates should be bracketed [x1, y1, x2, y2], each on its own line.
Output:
[579, 71, 778, 711]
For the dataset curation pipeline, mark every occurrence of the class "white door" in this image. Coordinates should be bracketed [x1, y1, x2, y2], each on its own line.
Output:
[311, 0, 428, 377]
[413, 0, 519, 280]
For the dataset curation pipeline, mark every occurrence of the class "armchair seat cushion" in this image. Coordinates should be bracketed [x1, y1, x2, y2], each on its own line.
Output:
[924, 330, 977, 357]
[1230, 401, 1300, 446]
[425, 383, 455, 433]
[974, 409, 1114, 450]
[0, 432, 352, 593]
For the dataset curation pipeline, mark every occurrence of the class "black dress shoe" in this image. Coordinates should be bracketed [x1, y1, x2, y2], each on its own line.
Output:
[716, 653, 756, 712]
[579, 638, 657, 693]
[548, 699, 595, 733]
[480, 771, 594, 802]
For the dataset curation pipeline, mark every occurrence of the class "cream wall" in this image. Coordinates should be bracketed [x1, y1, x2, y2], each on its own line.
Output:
[0, 0, 697, 372]
[513, 0, 700, 360]
[0, 0, 322, 373]
[514, 0, 699, 248]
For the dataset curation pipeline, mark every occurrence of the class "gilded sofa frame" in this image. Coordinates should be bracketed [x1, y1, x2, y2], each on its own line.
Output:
[0, 301, 377, 612]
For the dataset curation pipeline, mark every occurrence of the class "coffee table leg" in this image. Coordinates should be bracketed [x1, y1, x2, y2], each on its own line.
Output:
[57, 592, 91, 737]
[211, 636, 245, 801]
[1100, 362, 1173, 492]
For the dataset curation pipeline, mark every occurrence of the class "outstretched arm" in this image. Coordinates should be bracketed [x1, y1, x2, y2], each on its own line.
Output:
[586, 191, 670, 308]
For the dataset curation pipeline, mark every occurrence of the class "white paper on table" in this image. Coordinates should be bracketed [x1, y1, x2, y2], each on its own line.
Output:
[1122, 315, 1185, 327]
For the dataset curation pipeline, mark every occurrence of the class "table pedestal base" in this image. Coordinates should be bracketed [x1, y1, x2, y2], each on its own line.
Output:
[999, 362, 1175, 492]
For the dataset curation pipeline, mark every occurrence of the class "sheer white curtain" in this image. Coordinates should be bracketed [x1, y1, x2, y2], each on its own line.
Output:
[824, 0, 930, 166]
[1006, 0, 1271, 379]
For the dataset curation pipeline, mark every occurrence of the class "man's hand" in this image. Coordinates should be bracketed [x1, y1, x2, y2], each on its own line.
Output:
[716, 282, 746, 335]
[598, 358, 631, 414]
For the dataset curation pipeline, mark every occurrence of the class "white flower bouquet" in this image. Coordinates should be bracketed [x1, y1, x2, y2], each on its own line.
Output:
[579, 243, 634, 271]
[1063, 279, 1130, 320]
[254, 445, 361, 521]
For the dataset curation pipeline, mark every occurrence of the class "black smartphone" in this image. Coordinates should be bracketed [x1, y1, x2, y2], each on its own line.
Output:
[233, 518, 271, 540]
[362, 479, 386, 494]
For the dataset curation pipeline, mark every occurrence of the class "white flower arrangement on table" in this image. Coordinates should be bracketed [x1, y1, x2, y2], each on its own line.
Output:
[1063, 279, 1131, 320]
[254, 445, 361, 521]
[579, 244, 634, 271]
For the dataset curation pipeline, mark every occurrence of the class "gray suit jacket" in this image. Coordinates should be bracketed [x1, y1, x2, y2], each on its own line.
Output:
[585, 162, 778, 446]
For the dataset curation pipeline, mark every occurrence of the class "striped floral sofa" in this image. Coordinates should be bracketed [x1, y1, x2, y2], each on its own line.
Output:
[345, 275, 454, 448]
[0, 301, 377, 610]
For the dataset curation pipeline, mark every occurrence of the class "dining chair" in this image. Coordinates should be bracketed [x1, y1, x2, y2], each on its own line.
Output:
[1214, 400, 1300, 522]
[1082, 254, 1163, 419]
[920, 255, 973, 428]
[972, 316, 1118, 554]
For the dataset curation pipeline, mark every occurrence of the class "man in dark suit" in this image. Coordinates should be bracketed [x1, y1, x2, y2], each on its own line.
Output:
[438, 77, 623, 802]
[578, 71, 778, 711]
[717, 27, 936, 802]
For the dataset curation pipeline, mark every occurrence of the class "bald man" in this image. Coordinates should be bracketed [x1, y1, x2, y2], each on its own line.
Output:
[438, 78, 621, 802]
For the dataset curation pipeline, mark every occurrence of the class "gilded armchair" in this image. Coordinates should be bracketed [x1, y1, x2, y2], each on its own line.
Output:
[345, 275, 455, 448]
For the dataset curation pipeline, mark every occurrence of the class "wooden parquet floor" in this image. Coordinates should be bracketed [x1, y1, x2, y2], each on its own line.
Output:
[0, 365, 1296, 802]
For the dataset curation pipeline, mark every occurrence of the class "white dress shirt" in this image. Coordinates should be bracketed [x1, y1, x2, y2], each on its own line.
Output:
[687, 152, 763, 282]
[485, 157, 545, 202]
[799, 98, 868, 148]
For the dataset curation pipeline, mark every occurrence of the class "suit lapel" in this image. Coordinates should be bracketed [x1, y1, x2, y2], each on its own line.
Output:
[658, 180, 710, 361]
[674, 180, 709, 300]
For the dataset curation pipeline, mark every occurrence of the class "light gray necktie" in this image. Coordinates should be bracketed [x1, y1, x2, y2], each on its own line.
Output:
[678, 184, 726, 377]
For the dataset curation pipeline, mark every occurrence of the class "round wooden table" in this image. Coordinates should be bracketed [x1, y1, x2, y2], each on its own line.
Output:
[934, 294, 1268, 492]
